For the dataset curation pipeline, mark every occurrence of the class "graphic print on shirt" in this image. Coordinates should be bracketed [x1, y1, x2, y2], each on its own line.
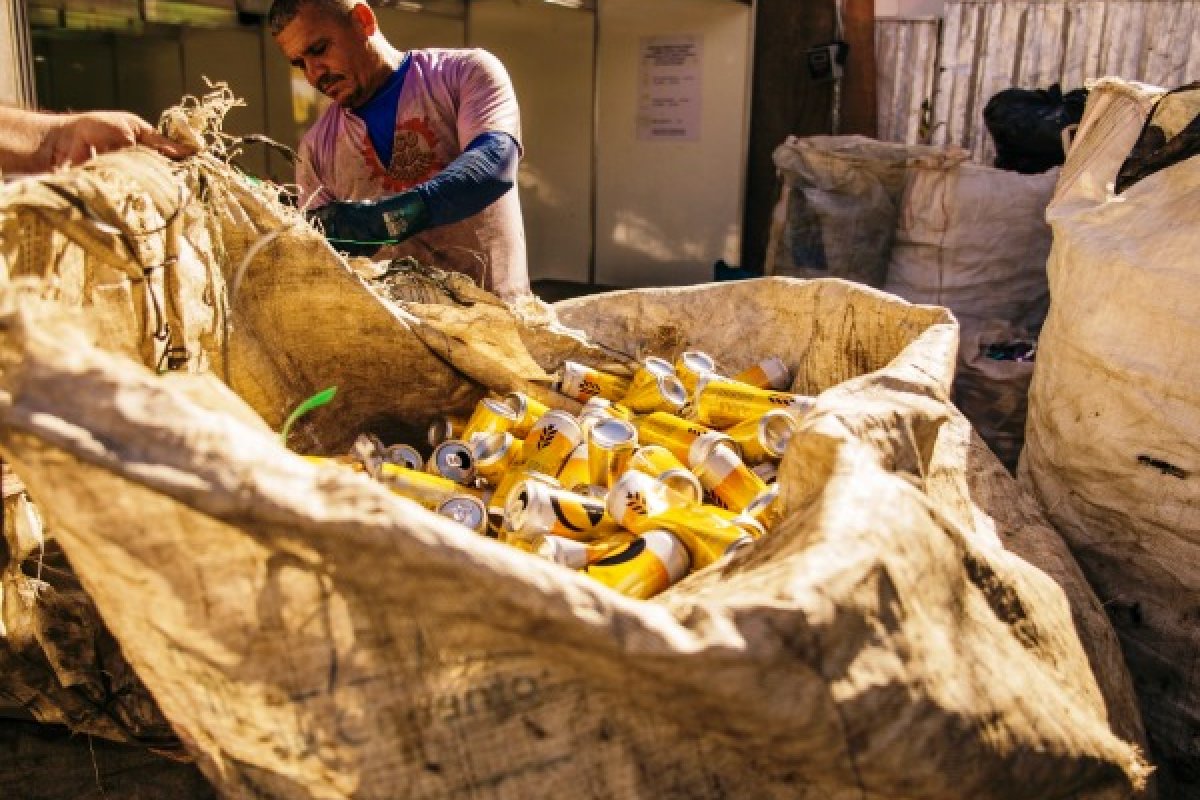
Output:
[393, 117, 447, 192]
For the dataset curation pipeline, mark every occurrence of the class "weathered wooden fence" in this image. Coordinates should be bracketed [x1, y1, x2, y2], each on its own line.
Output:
[876, 0, 1200, 161]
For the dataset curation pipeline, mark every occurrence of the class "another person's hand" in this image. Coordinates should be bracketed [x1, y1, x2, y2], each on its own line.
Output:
[307, 190, 431, 257]
[44, 111, 194, 166]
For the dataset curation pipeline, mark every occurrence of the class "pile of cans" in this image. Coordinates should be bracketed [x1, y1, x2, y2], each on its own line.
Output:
[312, 352, 813, 600]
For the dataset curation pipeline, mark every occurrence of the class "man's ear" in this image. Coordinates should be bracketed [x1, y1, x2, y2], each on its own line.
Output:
[350, 2, 377, 37]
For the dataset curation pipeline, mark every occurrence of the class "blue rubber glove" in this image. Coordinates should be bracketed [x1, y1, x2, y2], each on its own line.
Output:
[307, 190, 431, 257]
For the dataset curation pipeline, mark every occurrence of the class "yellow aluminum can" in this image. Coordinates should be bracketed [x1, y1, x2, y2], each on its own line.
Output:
[373, 463, 483, 509]
[687, 432, 767, 513]
[606, 471, 754, 570]
[533, 531, 637, 569]
[621, 372, 689, 414]
[504, 479, 620, 543]
[627, 445, 703, 505]
[463, 396, 519, 441]
[558, 361, 632, 403]
[624, 356, 675, 393]
[472, 431, 524, 485]
[522, 409, 585, 476]
[740, 483, 783, 531]
[587, 417, 638, 489]
[620, 357, 683, 413]
[382, 444, 424, 472]
[426, 439, 477, 485]
[427, 415, 468, 448]
[502, 391, 550, 439]
[556, 441, 593, 493]
[634, 411, 725, 464]
[751, 461, 779, 484]
[693, 380, 816, 428]
[487, 468, 559, 521]
[675, 350, 718, 395]
[733, 356, 792, 391]
[720, 410, 799, 465]
[437, 495, 488, 535]
[583, 530, 690, 600]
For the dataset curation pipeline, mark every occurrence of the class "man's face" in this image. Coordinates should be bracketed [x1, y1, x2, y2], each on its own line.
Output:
[274, 3, 378, 108]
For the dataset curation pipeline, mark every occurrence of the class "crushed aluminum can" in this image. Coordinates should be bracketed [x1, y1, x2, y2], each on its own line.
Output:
[621, 371, 689, 414]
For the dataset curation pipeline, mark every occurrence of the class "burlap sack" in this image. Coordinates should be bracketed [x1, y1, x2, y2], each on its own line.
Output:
[0, 718, 214, 800]
[1021, 77, 1199, 797]
[0, 269, 1150, 799]
[764, 136, 940, 287]
[954, 319, 1036, 472]
[0, 96, 564, 749]
[0, 92, 1150, 798]
[883, 152, 1057, 331]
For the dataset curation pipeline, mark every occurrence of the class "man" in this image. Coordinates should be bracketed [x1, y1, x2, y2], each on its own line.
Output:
[0, 107, 190, 174]
[269, 0, 530, 299]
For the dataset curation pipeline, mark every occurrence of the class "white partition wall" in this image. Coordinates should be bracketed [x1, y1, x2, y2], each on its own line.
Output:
[376, 7, 466, 50]
[595, 0, 752, 287]
[468, 0, 595, 283]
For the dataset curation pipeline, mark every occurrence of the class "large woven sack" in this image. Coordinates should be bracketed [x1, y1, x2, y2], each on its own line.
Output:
[764, 136, 940, 287]
[0, 266, 1151, 799]
[1021, 78, 1200, 797]
[954, 319, 1036, 472]
[883, 152, 1057, 330]
[0, 94, 572, 753]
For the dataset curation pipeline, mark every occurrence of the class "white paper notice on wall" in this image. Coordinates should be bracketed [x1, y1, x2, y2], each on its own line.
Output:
[637, 35, 703, 142]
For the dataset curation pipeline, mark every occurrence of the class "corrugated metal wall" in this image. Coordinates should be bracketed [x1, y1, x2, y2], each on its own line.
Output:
[877, 0, 1200, 162]
[875, 17, 940, 144]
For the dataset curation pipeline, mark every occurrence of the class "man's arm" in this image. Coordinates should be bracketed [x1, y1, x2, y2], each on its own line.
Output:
[308, 131, 518, 253]
[0, 108, 192, 174]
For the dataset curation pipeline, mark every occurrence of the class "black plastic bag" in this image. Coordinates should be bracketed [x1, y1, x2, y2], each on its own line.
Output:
[984, 84, 1088, 174]
[1114, 81, 1200, 193]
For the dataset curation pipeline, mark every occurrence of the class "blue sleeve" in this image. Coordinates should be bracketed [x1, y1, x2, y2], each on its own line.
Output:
[415, 131, 518, 228]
